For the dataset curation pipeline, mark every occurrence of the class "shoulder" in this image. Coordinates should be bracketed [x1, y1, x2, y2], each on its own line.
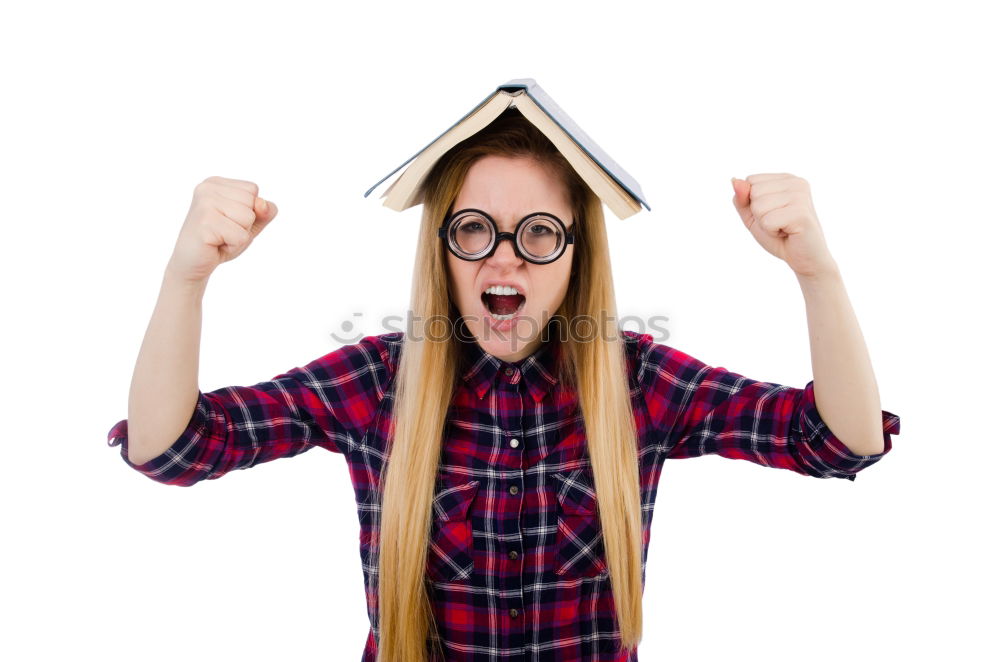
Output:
[619, 330, 709, 385]
[350, 331, 404, 381]
[620, 329, 652, 357]
[364, 331, 404, 380]
[298, 332, 403, 389]
[351, 331, 403, 375]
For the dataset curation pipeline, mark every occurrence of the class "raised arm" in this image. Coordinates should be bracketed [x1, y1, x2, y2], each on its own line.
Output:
[108, 177, 399, 487]
[731, 173, 893, 456]
[630, 172, 903, 480]
[121, 176, 278, 466]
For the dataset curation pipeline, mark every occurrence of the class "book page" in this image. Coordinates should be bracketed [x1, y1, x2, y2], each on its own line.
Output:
[514, 96, 641, 219]
[382, 92, 516, 211]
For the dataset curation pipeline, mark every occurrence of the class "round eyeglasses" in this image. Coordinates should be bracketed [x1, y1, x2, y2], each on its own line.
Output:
[438, 208, 575, 265]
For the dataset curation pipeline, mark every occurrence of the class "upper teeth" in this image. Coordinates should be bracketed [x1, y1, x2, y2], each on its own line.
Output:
[485, 285, 522, 296]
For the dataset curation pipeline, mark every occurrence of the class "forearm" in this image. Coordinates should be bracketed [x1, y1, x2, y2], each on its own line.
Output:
[125, 264, 207, 465]
[796, 264, 886, 456]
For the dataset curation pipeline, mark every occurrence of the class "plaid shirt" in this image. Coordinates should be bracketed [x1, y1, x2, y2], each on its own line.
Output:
[107, 329, 901, 661]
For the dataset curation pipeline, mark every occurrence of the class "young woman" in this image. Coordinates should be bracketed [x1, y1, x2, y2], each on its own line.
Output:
[109, 109, 901, 661]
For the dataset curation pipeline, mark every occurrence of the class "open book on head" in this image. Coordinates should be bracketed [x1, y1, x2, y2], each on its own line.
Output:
[364, 78, 650, 220]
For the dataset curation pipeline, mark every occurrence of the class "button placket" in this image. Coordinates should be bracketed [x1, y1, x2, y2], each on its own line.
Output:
[495, 365, 527, 640]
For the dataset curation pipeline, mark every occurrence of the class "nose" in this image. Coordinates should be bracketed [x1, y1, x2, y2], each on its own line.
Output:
[487, 234, 522, 266]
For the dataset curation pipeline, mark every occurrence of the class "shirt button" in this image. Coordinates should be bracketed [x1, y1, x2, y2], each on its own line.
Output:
[508, 550, 519, 560]
[509, 438, 519, 448]
[504, 367, 513, 376]
[509, 608, 519, 618]
[509, 485, 519, 495]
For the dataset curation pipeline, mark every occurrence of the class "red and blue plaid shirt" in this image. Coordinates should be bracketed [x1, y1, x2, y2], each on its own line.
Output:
[107, 329, 901, 661]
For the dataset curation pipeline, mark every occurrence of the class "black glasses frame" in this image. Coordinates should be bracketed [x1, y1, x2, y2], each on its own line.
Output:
[438, 207, 575, 265]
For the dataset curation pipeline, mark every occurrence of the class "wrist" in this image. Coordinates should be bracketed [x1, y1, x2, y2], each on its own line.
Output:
[162, 263, 210, 298]
[794, 257, 841, 286]
[795, 266, 846, 302]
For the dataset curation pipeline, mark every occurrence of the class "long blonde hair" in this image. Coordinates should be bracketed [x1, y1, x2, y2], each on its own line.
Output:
[375, 109, 643, 660]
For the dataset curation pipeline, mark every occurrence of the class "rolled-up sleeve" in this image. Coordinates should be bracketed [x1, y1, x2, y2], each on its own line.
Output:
[107, 334, 392, 486]
[634, 332, 900, 481]
[793, 379, 899, 480]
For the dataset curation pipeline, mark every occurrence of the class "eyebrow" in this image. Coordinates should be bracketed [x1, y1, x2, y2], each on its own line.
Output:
[453, 208, 569, 225]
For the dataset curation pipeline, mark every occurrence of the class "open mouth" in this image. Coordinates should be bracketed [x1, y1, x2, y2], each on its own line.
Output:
[481, 285, 526, 320]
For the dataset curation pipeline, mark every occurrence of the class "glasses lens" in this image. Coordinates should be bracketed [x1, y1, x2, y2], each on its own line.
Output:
[450, 211, 493, 257]
[518, 216, 564, 261]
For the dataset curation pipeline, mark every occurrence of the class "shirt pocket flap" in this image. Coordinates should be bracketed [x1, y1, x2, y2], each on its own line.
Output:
[432, 479, 480, 522]
[551, 469, 598, 517]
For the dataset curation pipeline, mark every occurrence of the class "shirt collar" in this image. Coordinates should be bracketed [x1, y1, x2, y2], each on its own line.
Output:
[457, 320, 561, 403]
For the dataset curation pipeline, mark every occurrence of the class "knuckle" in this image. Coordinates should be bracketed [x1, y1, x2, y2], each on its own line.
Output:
[189, 197, 210, 217]
[239, 190, 256, 208]
[232, 228, 251, 249]
[200, 226, 218, 246]
[196, 178, 223, 198]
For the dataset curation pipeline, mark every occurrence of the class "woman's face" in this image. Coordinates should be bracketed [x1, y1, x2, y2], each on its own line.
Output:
[446, 154, 575, 362]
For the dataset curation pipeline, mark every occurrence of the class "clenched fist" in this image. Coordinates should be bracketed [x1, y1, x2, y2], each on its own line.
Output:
[730, 173, 838, 279]
[166, 176, 279, 283]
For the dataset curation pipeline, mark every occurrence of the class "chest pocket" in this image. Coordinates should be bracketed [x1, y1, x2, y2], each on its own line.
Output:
[426, 479, 480, 583]
[551, 469, 609, 579]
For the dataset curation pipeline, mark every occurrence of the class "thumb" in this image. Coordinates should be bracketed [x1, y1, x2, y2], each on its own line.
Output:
[730, 177, 751, 208]
[251, 197, 278, 236]
[730, 177, 754, 226]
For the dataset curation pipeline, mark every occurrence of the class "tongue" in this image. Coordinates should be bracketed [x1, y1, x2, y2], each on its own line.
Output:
[485, 294, 524, 315]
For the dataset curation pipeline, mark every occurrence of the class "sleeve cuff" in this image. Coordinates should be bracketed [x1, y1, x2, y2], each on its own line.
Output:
[106, 393, 214, 483]
[797, 380, 901, 481]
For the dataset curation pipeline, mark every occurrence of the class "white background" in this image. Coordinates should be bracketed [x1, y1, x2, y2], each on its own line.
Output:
[2, 1, 996, 660]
